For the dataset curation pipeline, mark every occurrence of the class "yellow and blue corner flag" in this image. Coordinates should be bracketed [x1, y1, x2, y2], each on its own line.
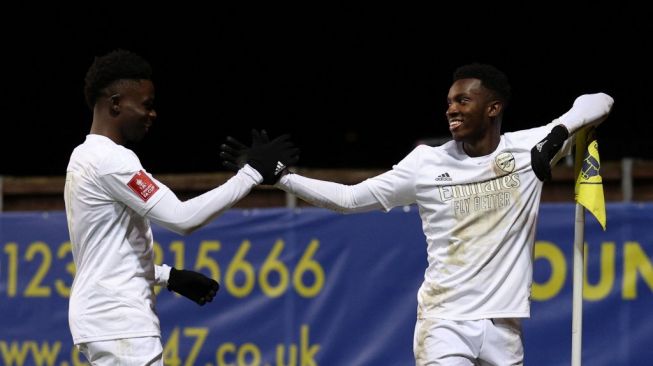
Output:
[575, 127, 606, 230]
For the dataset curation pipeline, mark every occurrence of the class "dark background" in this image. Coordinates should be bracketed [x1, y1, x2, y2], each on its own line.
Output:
[2, 4, 650, 176]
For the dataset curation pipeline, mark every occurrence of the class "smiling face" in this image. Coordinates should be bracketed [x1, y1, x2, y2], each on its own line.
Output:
[112, 79, 157, 143]
[446, 78, 503, 156]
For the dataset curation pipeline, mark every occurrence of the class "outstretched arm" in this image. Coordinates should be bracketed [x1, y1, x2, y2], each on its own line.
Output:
[221, 130, 382, 213]
[275, 173, 384, 213]
[146, 166, 261, 235]
[531, 93, 613, 181]
[221, 130, 419, 213]
[557, 92, 614, 134]
[146, 131, 298, 234]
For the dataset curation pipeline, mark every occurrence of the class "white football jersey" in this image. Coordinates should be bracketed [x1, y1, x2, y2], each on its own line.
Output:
[64, 134, 170, 344]
[366, 121, 572, 320]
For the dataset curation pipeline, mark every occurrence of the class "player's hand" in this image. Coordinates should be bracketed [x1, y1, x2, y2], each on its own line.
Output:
[167, 267, 219, 306]
[220, 136, 250, 172]
[219, 129, 269, 171]
[560, 93, 614, 127]
[530, 125, 569, 182]
[220, 130, 299, 185]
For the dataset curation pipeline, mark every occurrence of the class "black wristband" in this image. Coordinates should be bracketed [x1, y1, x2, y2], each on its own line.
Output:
[531, 125, 570, 182]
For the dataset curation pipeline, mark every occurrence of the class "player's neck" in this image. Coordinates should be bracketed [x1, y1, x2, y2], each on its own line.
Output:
[462, 122, 502, 157]
[462, 135, 500, 157]
[90, 119, 125, 146]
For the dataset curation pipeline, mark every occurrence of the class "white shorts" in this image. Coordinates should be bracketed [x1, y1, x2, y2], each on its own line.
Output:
[413, 318, 523, 366]
[76, 336, 163, 366]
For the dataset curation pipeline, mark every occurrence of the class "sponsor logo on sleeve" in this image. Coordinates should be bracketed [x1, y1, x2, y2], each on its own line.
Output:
[127, 170, 159, 202]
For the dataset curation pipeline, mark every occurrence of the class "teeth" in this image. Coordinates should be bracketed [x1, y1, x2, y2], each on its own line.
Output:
[449, 121, 461, 128]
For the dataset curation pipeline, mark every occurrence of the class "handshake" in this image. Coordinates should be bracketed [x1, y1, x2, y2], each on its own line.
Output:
[220, 130, 299, 184]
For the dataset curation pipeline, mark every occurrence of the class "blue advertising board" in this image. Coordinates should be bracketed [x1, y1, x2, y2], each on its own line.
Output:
[1, 203, 652, 365]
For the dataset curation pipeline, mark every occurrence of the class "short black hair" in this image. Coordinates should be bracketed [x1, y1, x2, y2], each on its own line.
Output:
[453, 63, 511, 105]
[84, 49, 152, 109]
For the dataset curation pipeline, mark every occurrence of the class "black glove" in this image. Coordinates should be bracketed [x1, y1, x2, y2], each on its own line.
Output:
[530, 125, 569, 182]
[220, 130, 299, 184]
[167, 267, 219, 306]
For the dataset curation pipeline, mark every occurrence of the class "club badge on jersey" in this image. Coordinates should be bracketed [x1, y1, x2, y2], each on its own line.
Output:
[127, 170, 159, 202]
[495, 152, 516, 174]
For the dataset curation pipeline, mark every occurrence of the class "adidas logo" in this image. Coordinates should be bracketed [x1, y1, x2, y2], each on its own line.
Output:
[435, 172, 453, 181]
[536, 140, 547, 152]
[274, 161, 286, 175]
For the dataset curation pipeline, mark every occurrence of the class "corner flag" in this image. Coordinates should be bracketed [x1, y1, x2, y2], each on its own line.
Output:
[574, 127, 606, 230]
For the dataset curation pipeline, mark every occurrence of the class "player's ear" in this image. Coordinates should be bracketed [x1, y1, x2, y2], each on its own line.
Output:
[488, 100, 503, 118]
[110, 93, 121, 115]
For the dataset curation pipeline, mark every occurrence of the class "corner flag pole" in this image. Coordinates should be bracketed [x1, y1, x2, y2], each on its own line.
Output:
[571, 126, 589, 366]
[572, 201, 585, 366]
[571, 126, 607, 366]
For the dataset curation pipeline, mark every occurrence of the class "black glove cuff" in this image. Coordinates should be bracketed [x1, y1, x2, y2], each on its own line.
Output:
[167, 267, 178, 291]
[549, 125, 569, 144]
